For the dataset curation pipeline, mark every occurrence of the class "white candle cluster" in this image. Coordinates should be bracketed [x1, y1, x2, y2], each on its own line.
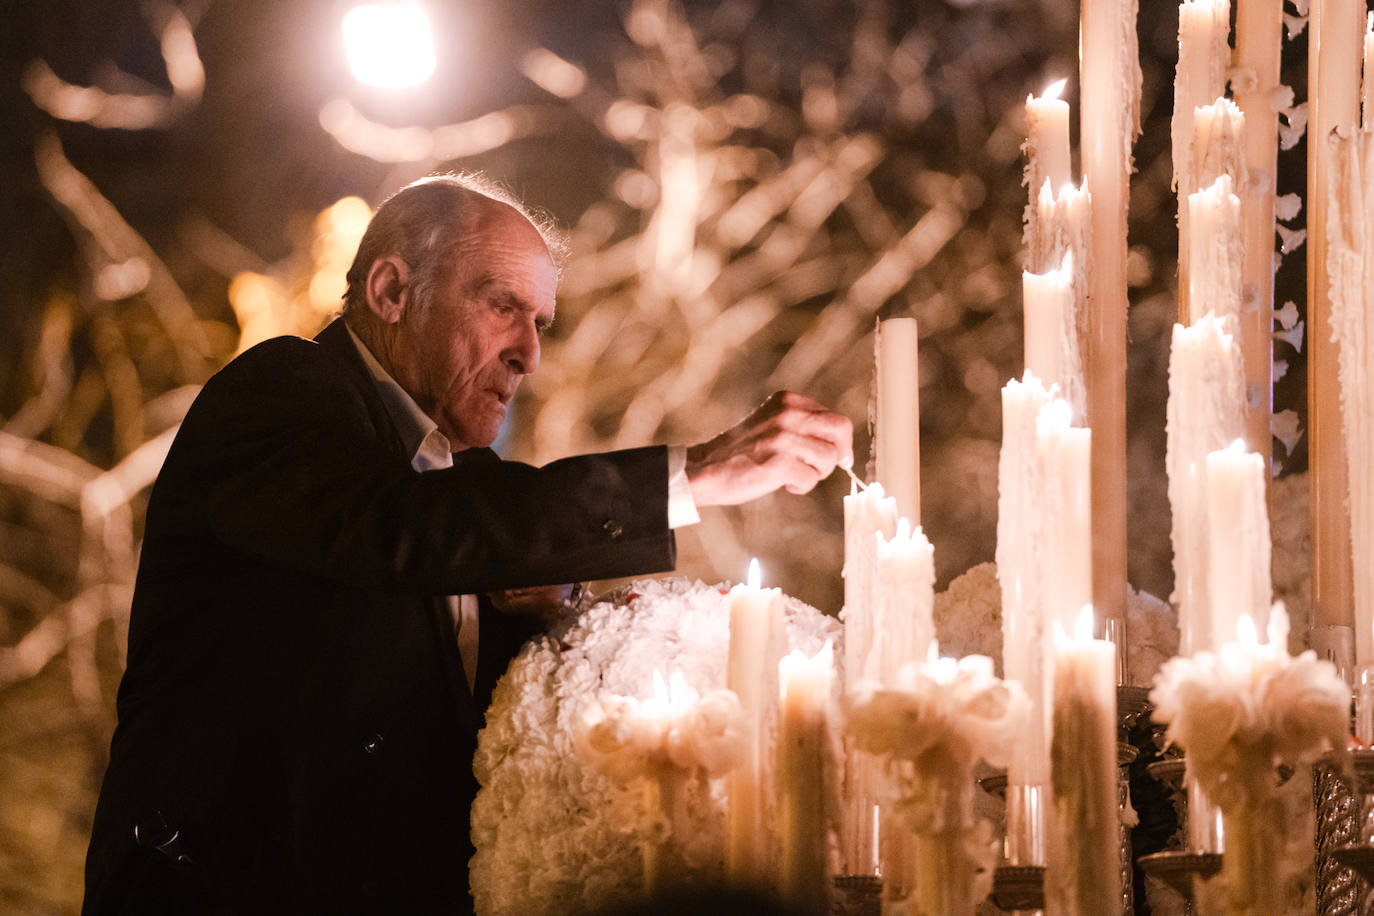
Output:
[575, 670, 746, 782]
[845, 650, 1028, 914]
[1151, 606, 1350, 909]
[1165, 314, 1247, 655]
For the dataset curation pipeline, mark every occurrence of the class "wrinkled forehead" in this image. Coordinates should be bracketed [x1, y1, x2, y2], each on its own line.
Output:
[450, 199, 558, 308]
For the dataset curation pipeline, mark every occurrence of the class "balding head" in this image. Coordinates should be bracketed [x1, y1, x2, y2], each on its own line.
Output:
[341, 173, 565, 318]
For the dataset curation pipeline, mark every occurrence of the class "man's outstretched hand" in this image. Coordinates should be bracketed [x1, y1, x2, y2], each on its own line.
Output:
[685, 391, 854, 508]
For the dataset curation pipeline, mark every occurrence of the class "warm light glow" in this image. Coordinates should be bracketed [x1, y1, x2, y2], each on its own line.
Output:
[1042, 78, 1068, 102]
[1237, 613, 1258, 647]
[1075, 604, 1095, 642]
[342, 4, 436, 89]
[747, 557, 761, 589]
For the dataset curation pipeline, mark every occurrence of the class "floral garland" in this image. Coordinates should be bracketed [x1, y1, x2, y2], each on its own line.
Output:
[470, 577, 840, 915]
[1150, 603, 1349, 913]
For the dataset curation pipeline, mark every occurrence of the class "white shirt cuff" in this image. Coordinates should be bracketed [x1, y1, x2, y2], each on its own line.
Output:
[666, 445, 700, 529]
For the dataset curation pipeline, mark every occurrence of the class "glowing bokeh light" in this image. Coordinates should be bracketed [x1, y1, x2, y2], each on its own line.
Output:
[342, 4, 437, 90]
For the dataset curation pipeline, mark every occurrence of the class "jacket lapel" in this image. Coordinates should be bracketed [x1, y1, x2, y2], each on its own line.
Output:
[315, 317, 480, 730]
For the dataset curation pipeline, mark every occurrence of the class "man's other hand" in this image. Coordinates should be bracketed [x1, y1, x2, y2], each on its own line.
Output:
[685, 391, 854, 508]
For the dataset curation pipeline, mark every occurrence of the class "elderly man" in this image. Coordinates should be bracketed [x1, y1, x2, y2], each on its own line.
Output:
[83, 174, 853, 914]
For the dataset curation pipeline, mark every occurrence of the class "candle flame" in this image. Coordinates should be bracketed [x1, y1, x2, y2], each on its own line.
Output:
[652, 668, 668, 703]
[1042, 78, 1067, 102]
[1237, 613, 1259, 647]
[1227, 437, 1247, 454]
[1075, 604, 1095, 642]
[747, 557, 761, 589]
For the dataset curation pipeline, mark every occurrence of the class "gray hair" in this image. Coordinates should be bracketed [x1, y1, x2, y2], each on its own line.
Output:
[341, 172, 567, 315]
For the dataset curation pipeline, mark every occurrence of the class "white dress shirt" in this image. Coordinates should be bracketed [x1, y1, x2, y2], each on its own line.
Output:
[345, 325, 698, 691]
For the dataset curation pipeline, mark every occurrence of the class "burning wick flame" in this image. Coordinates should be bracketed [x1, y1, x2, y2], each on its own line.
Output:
[1042, 78, 1068, 102]
[1075, 604, 1095, 642]
[747, 557, 761, 590]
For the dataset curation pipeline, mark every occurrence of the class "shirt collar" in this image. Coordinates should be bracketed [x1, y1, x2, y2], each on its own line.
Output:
[346, 323, 453, 471]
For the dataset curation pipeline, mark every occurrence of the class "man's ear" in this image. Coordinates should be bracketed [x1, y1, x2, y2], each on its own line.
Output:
[363, 256, 411, 324]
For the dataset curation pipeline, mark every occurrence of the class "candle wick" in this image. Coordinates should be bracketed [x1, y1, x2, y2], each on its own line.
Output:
[839, 465, 868, 491]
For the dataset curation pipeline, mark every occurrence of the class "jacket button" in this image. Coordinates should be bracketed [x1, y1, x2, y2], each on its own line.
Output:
[363, 733, 385, 755]
[601, 519, 623, 539]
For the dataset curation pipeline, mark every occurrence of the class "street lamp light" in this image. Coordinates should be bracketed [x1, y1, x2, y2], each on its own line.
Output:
[342, 3, 436, 89]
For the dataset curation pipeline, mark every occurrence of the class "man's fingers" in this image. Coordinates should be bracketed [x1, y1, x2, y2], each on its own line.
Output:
[769, 396, 855, 470]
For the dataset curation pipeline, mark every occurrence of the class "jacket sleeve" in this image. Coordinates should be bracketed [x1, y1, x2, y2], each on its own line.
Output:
[160, 336, 675, 595]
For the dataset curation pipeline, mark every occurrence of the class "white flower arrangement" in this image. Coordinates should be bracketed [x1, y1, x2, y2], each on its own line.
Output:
[1149, 603, 1349, 913]
[470, 576, 841, 915]
[845, 651, 1029, 911]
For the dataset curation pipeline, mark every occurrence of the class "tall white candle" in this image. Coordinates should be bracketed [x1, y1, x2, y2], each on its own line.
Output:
[998, 375, 1056, 861]
[726, 558, 783, 883]
[1080, 0, 1139, 634]
[875, 317, 921, 524]
[1205, 441, 1273, 647]
[1166, 315, 1247, 655]
[868, 518, 936, 684]
[1309, 0, 1363, 641]
[1326, 128, 1374, 664]
[777, 642, 835, 910]
[1046, 608, 1121, 916]
[1185, 174, 1244, 324]
[1365, 13, 1374, 129]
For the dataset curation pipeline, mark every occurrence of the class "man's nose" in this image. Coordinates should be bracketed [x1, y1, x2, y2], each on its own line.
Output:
[503, 319, 540, 375]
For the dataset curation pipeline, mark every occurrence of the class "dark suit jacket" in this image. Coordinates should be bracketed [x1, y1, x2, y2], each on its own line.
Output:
[83, 318, 676, 914]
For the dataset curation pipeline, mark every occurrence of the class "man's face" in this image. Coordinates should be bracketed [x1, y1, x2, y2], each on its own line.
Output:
[393, 203, 557, 451]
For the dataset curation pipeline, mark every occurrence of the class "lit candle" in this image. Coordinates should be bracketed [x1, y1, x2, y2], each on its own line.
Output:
[842, 482, 899, 693]
[867, 517, 936, 684]
[726, 558, 783, 883]
[1046, 607, 1121, 915]
[1025, 79, 1073, 217]
[1173, 0, 1231, 322]
[1233, 0, 1284, 458]
[1166, 315, 1246, 655]
[1184, 174, 1243, 324]
[1037, 400, 1093, 638]
[1080, 0, 1139, 637]
[1022, 254, 1083, 412]
[1027, 182, 1091, 344]
[875, 317, 921, 524]
[839, 481, 897, 875]
[1205, 441, 1273, 648]
[1189, 99, 1245, 192]
[1172, 0, 1230, 195]
[777, 641, 835, 911]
